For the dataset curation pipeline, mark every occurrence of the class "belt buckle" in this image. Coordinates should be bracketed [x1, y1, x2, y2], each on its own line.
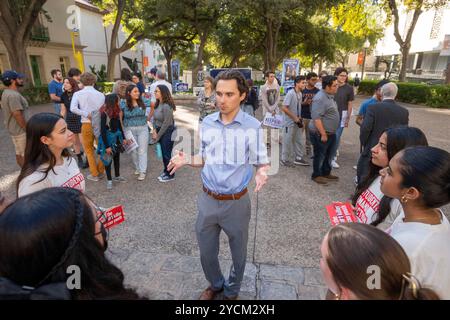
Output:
[232, 193, 236, 200]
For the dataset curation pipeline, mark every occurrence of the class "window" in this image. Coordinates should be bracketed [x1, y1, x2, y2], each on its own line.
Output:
[59, 57, 70, 77]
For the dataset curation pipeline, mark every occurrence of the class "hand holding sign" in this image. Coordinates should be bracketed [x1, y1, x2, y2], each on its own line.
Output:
[97, 205, 126, 229]
[326, 202, 357, 226]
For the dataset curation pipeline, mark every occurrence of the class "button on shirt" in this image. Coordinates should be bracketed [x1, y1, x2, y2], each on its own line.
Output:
[70, 86, 105, 123]
[200, 109, 269, 195]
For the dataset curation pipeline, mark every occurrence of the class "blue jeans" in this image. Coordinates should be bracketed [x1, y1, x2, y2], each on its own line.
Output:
[54, 103, 61, 115]
[310, 132, 336, 178]
[158, 125, 175, 177]
[330, 125, 344, 161]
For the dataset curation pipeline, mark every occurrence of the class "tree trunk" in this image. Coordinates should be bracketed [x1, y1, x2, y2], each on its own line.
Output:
[3, 38, 32, 86]
[166, 54, 173, 84]
[106, 49, 118, 82]
[398, 45, 411, 82]
[192, 32, 208, 87]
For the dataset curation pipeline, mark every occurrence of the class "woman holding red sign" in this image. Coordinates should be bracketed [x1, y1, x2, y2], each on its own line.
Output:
[351, 127, 428, 229]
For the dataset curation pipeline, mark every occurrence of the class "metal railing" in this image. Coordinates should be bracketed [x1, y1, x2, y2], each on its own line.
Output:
[30, 26, 50, 42]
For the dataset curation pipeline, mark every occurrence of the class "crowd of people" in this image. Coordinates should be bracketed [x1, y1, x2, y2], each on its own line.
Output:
[0, 65, 449, 301]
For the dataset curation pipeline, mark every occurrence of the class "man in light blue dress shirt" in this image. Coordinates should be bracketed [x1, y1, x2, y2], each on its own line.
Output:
[168, 70, 270, 300]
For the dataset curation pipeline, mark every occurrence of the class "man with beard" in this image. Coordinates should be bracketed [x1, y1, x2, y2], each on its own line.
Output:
[1, 71, 29, 167]
[48, 69, 64, 115]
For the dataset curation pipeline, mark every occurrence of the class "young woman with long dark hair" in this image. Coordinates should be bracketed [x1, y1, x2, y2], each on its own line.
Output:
[379, 146, 450, 299]
[352, 127, 428, 228]
[17, 113, 85, 197]
[60, 77, 85, 168]
[320, 223, 439, 300]
[122, 84, 150, 181]
[152, 84, 176, 183]
[98, 94, 128, 190]
[0, 187, 142, 300]
[197, 76, 216, 122]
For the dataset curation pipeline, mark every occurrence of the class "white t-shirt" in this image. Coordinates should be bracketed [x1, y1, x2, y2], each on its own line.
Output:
[18, 157, 85, 197]
[386, 210, 450, 299]
[355, 176, 403, 229]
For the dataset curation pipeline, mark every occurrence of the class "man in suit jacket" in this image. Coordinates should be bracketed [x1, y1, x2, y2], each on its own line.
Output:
[357, 82, 409, 182]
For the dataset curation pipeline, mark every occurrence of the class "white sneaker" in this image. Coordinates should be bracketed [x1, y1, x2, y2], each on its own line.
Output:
[353, 165, 357, 170]
[86, 174, 100, 182]
[106, 180, 113, 190]
[134, 170, 140, 175]
[113, 176, 127, 183]
[137, 173, 146, 181]
[331, 160, 340, 169]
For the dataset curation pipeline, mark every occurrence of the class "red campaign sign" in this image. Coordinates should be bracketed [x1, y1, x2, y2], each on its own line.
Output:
[97, 205, 125, 229]
[326, 202, 357, 226]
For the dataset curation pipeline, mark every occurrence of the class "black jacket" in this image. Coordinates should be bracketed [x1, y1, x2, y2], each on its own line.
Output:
[360, 99, 409, 156]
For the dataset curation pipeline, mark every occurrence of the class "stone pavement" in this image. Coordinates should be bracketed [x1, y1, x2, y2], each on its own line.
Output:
[1, 97, 449, 300]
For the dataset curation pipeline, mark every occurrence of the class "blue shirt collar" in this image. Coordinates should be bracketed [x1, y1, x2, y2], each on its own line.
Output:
[213, 108, 245, 125]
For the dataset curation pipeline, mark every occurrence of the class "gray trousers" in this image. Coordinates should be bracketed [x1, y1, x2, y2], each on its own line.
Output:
[281, 124, 304, 162]
[196, 191, 251, 298]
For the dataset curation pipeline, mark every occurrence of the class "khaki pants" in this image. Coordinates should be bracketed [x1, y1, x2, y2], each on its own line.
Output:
[11, 133, 26, 156]
[81, 123, 105, 177]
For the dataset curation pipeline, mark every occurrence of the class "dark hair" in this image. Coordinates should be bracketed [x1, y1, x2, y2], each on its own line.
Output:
[265, 70, 275, 77]
[120, 68, 133, 82]
[334, 67, 348, 76]
[63, 77, 80, 98]
[322, 75, 337, 89]
[326, 223, 439, 300]
[306, 72, 318, 80]
[155, 85, 176, 111]
[397, 146, 450, 208]
[51, 69, 61, 78]
[102, 93, 121, 119]
[2, 79, 13, 86]
[214, 70, 248, 99]
[375, 79, 390, 91]
[132, 73, 142, 81]
[68, 68, 82, 78]
[125, 84, 145, 111]
[16, 113, 72, 195]
[294, 75, 306, 84]
[352, 126, 428, 226]
[0, 187, 141, 299]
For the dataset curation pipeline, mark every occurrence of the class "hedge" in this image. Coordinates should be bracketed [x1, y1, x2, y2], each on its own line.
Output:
[96, 82, 114, 94]
[357, 80, 449, 108]
[0, 86, 51, 105]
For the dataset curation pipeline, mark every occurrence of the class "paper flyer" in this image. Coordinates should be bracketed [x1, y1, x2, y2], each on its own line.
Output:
[124, 130, 138, 154]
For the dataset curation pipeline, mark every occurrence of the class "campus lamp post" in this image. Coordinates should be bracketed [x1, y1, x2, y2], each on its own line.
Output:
[361, 39, 370, 80]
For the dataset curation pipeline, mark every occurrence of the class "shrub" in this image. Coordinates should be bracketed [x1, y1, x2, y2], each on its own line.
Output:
[357, 80, 449, 108]
[0, 86, 51, 105]
[96, 82, 114, 94]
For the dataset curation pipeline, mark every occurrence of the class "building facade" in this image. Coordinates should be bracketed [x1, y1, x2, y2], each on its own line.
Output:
[0, 0, 166, 86]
